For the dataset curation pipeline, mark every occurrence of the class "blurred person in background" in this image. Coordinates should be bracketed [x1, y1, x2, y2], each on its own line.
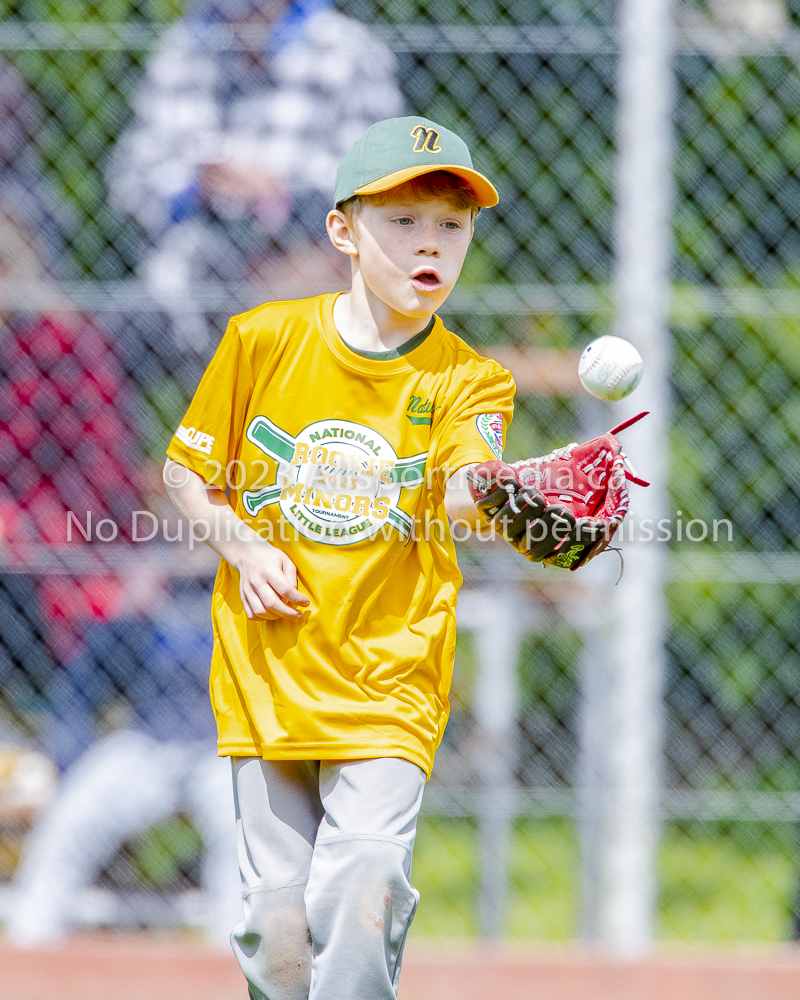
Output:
[0, 56, 111, 733]
[0, 209, 143, 664]
[108, 0, 403, 349]
[8, 607, 243, 950]
[0, 216, 241, 947]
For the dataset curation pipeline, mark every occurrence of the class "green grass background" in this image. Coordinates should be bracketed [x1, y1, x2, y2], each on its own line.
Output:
[125, 813, 797, 943]
[407, 816, 799, 944]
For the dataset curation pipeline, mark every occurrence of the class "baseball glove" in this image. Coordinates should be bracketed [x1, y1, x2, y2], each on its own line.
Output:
[468, 411, 649, 570]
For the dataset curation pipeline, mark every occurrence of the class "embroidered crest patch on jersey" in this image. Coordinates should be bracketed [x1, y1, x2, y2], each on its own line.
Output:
[476, 413, 504, 459]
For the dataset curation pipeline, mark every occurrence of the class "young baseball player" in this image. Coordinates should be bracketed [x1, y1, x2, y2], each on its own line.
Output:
[164, 116, 636, 1000]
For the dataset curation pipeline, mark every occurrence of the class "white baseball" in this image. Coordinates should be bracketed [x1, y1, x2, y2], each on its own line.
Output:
[578, 336, 644, 401]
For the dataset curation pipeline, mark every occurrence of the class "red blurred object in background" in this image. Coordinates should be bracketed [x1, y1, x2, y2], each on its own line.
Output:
[0, 313, 143, 655]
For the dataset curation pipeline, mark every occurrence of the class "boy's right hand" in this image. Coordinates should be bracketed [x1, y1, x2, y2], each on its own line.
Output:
[161, 458, 309, 617]
[232, 539, 310, 621]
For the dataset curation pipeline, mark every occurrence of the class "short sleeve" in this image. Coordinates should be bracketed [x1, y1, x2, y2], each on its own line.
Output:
[428, 362, 515, 495]
[166, 318, 254, 486]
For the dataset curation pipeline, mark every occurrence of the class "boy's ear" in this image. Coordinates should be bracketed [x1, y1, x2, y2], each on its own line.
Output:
[326, 210, 359, 258]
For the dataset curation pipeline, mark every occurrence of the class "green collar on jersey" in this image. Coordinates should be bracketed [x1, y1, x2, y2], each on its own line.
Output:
[340, 315, 435, 360]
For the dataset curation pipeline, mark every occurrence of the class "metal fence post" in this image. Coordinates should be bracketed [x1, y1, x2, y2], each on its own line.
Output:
[576, 583, 614, 943]
[459, 587, 523, 939]
[590, 0, 675, 955]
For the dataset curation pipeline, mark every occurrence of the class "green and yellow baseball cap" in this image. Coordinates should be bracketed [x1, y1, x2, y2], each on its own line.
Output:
[334, 116, 499, 209]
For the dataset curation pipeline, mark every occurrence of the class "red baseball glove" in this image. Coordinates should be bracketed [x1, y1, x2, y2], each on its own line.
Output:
[468, 412, 649, 570]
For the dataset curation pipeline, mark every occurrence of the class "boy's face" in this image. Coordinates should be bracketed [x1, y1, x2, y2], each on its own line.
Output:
[330, 192, 474, 319]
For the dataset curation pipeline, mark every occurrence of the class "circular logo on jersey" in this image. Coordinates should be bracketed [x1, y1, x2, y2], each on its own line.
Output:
[243, 415, 426, 545]
[278, 419, 415, 546]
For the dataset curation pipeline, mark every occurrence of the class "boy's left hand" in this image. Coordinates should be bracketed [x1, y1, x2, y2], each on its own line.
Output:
[468, 461, 579, 563]
[468, 412, 650, 571]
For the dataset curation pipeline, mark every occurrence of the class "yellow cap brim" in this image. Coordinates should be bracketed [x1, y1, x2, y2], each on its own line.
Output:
[354, 164, 499, 208]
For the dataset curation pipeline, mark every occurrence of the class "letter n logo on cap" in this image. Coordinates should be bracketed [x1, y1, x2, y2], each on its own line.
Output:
[410, 125, 442, 153]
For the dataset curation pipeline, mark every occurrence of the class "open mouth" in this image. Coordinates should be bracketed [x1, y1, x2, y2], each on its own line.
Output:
[410, 270, 442, 291]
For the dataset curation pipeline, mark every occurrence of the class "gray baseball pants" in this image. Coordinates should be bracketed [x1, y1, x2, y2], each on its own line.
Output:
[230, 756, 426, 1000]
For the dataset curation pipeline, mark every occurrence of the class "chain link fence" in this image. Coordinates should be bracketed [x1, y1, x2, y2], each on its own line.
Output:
[1, 0, 800, 950]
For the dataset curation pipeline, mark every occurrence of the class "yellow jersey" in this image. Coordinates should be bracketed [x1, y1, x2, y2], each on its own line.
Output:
[166, 292, 514, 777]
